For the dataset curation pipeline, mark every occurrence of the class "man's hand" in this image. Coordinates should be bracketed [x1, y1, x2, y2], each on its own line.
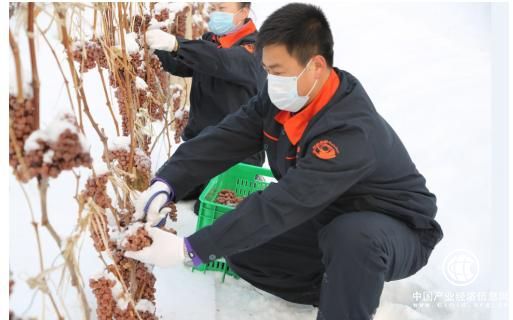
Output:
[124, 226, 185, 267]
[145, 29, 177, 52]
[135, 179, 173, 227]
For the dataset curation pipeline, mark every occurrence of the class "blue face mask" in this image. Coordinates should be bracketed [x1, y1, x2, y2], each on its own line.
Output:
[208, 11, 239, 35]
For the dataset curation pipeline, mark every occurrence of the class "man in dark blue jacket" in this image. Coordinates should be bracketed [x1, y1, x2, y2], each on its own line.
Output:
[128, 3, 444, 319]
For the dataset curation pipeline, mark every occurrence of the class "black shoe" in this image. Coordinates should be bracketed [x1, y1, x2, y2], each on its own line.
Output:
[193, 200, 200, 216]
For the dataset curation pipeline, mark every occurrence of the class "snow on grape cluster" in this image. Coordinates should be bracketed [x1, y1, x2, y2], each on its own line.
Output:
[14, 112, 92, 182]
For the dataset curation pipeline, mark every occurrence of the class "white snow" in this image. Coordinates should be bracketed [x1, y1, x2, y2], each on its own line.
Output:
[125, 32, 140, 54]
[92, 161, 110, 176]
[175, 109, 184, 120]
[107, 135, 131, 151]
[112, 281, 130, 310]
[43, 150, 54, 164]
[169, 83, 183, 90]
[135, 76, 148, 90]
[171, 90, 182, 101]
[153, 3, 169, 15]
[147, 18, 169, 31]
[23, 111, 89, 152]
[135, 299, 156, 313]
[108, 227, 120, 241]
[115, 32, 140, 54]
[192, 13, 205, 25]
[70, 40, 82, 51]
[140, 121, 154, 136]
[78, 133, 91, 152]
[132, 192, 146, 221]
[154, 2, 187, 16]
[9, 60, 33, 98]
[90, 270, 108, 282]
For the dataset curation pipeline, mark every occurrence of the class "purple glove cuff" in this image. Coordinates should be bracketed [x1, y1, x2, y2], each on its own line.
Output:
[184, 237, 203, 267]
[151, 177, 175, 202]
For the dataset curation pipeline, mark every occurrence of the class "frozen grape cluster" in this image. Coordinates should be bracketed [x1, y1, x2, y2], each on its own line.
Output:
[19, 112, 92, 182]
[215, 189, 244, 206]
[9, 95, 37, 179]
[122, 226, 153, 251]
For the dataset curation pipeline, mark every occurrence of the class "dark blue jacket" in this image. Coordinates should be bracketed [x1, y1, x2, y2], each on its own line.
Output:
[154, 19, 267, 141]
[156, 68, 444, 264]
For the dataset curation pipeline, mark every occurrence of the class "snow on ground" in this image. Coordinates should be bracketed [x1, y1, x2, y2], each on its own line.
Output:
[154, 201, 319, 320]
[9, 2, 507, 320]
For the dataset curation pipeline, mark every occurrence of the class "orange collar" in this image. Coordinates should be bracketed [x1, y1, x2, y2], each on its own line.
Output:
[218, 19, 257, 48]
[274, 69, 340, 145]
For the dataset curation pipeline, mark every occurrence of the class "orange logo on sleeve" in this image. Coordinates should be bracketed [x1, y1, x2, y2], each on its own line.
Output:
[241, 44, 255, 53]
[312, 140, 340, 160]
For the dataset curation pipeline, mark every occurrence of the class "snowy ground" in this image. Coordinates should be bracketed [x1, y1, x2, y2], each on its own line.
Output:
[9, 2, 508, 320]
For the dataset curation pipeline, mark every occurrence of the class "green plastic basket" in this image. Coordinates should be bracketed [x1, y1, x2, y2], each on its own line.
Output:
[191, 163, 275, 282]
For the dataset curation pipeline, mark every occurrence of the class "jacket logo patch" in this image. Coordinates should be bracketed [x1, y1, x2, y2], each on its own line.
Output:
[312, 140, 340, 160]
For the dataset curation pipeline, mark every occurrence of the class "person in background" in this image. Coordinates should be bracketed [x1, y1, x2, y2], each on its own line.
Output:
[145, 2, 266, 209]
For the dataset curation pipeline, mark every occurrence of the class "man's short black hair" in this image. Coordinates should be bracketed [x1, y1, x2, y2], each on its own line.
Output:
[257, 3, 334, 67]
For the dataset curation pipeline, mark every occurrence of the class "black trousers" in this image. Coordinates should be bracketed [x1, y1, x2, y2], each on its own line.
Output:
[225, 211, 435, 320]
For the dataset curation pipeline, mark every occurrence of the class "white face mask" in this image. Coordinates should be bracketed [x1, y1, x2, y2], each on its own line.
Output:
[267, 60, 318, 113]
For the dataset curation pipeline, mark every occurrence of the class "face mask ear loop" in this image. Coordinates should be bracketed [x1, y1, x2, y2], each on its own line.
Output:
[297, 59, 317, 98]
[306, 78, 319, 97]
[297, 59, 313, 80]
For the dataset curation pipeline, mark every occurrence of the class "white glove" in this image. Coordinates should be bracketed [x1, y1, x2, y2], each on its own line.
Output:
[145, 29, 177, 52]
[124, 226, 185, 268]
[135, 180, 173, 227]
